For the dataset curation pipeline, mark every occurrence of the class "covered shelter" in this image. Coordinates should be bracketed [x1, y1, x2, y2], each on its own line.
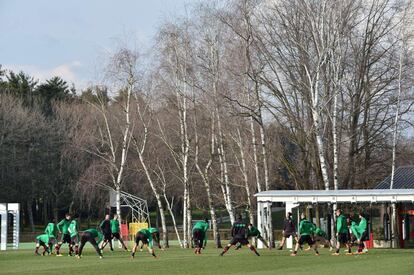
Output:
[255, 189, 414, 248]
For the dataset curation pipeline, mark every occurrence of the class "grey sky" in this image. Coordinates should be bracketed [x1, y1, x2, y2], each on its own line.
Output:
[0, 0, 193, 88]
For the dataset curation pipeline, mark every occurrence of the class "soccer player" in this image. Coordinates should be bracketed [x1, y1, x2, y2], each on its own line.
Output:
[219, 214, 260, 256]
[100, 214, 113, 251]
[332, 209, 352, 255]
[68, 217, 80, 256]
[139, 227, 162, 250]
[110, 214, 128, 251]
[236, 224, 269, 250]
[131, 228, 158, 258]
[192, 218, 209, 254]
[35, 234, 51, 256]
[351, 213, 368, 254]
[56, 213, 72, 256]
[44, 218, 58, 253]
[305, 225, 333, 251]
[278, 212, 298, 250]
[76, 228, 104, 259]
[291, 213, 319, 256]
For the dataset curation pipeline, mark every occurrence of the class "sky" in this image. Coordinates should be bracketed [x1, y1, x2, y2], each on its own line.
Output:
[0, 0, 194, 89]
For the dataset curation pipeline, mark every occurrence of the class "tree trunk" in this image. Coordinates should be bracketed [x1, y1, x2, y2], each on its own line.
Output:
[27, 200, 35, 233]
[164, 195, 182, 247]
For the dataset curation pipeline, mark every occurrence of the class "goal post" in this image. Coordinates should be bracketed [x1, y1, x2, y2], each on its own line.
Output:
[0, 203, 20, 251]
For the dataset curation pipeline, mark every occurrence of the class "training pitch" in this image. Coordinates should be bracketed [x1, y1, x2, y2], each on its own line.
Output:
[0, 245, 413, 275]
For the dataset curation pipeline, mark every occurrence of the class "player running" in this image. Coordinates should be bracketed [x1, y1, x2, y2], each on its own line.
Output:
[236, 224, 269, 250]
[131, 228, 158, 258]
[44, 218, 58, 253]
[351, 213, 368, 254]
[332, 209, 352, 256]
[192, 218, 209, 254]
[56, 213, 72, 256]
[219, 215, 260, 256]
[68, 217, 80, 256]
[291, 213, 319, 256]
[100, 214, 113, 251]
[278, 212, 298, 250]
[35, 234, 51, 256]
[110, 214, 128, 251]
[76, 228, 104, 259]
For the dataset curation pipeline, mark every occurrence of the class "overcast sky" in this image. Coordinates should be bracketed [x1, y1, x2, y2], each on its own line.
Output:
[0, 0, 194, 88]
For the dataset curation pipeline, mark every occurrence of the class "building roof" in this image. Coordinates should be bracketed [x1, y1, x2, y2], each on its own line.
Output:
[374, 166, 414, 189]
[254, 189, 414, 203]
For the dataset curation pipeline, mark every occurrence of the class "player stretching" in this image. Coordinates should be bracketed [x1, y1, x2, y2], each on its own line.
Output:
[291, 213, 319, 256]
[278, 212, 298, 250]
[76, 229, 104, 259]
[332, 209, 351, 255]
[131, 228, 158, 258]
[68, 217, 80, 256]
[351, 213, 368, 254]
[220, 215, 260, 256]
[44, 218, 58, 253]
[56, 213, 72, 256]
[111, 214, 128, 251]
[236, 224, 269, 250]
[100, 214, 113, 251]
[35, 234, 51, 256]
[192, 219, 209, 254]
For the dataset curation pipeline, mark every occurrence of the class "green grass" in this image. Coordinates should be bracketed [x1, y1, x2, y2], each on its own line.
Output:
[1, 245, 413, 275]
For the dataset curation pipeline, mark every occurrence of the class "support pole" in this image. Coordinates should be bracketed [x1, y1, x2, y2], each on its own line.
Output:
[257, 201, 264, 249]
[0, 204, 7, 251]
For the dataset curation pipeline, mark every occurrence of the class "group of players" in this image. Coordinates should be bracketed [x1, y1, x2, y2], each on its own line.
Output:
[35, 213, 161, 259]
[278, 209, 369, 256]
[35, 208, 368, 259]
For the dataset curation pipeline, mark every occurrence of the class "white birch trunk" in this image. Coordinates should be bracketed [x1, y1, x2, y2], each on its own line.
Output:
[163, 195, 182, 247]
[235, 128, 254, 225]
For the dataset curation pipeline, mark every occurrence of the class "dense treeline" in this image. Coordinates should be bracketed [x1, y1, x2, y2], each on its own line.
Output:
[1, 0, 414, 247]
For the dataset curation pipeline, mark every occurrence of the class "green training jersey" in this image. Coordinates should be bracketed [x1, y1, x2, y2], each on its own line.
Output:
[352, 217, 367, 240]
[44, 223, 58, 238]
[336, 214, 348, 234]
[192, 221, 209, 234]
[299, 219, 315, 236]
[68, 220, 79, 238]
[57, 218, 71, 234]
[314, 227, 327, 238]
[110, 219, 120, 233]
[36, 234, 50, 244]
[247, 226, 261, 237]
[138, 228, 154, 248]
[84, 229, 103, 243]
[148, 227, 159, 234]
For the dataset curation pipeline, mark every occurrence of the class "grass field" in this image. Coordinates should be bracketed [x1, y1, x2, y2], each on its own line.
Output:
[1, 245, 413, 275]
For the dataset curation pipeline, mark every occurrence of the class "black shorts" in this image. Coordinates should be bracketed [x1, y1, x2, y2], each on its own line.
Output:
[61, 233, 71, 244]
[81, 232, 96, 243]
[71, 235, 79, 244]
[360, 231, 368, 242]
[284, 232, 297, 238]
[338, 233, 349, 244]
[135, 232, 148, 245]
[37, 240, 47, 246]
[112, 232, 121, 239]
[298, 235, 314, 246]
[193, 229, 204, 248]
[103, 232, 112, 241]
[230, 236, 249, 246]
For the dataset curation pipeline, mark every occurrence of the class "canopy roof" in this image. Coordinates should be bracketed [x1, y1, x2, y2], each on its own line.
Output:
[375, 166, 414, 189]
[254, 189, 414, 203]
